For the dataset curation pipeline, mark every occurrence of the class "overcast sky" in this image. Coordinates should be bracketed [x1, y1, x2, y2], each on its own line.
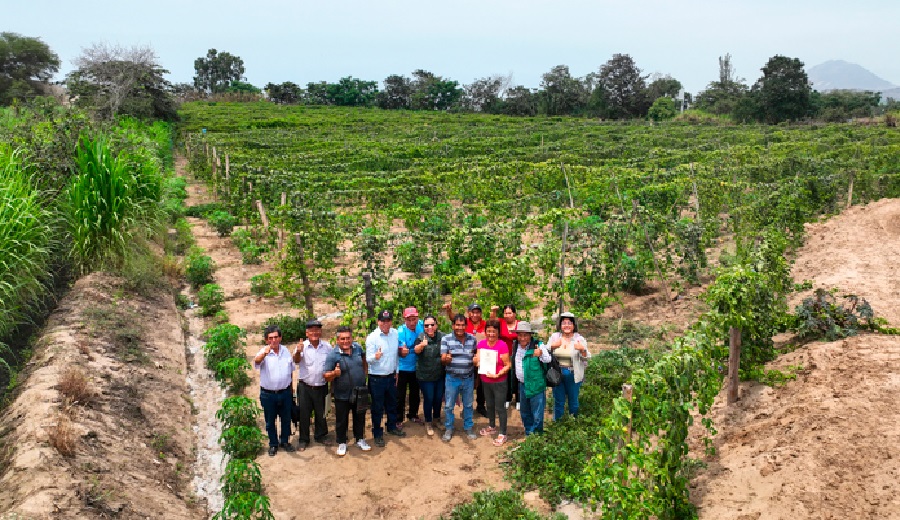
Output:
[8, 0, 899, 94]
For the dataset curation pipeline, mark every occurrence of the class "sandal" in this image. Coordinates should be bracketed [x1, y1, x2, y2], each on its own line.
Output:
[492, 434, 507, 447]
[479, 426, 497, 436]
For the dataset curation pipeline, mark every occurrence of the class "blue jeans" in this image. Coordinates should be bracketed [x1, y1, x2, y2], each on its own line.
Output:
[519, 381, 546, 435]
[259, 389, 293, 447]
[419, 379, 443, 423]
[552, 367, 582, 420]
[444, 374, 474, 432]
[368, 375, 400, 439]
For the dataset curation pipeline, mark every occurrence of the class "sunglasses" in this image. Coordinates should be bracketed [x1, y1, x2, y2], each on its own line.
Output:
[424, 323, 437, 327]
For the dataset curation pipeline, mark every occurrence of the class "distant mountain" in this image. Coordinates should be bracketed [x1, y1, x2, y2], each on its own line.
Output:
[807, 60, 897, 92]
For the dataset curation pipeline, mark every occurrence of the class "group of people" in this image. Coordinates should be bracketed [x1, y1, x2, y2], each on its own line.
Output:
[252, 303, 591, 457]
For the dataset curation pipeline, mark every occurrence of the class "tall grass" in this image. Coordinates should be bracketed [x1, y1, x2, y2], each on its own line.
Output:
[65, 134, 163, 273]
[0, 145, 54, 374]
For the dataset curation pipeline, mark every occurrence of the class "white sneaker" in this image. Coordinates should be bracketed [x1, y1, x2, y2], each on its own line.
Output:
[504, 401, 510, 409]
[516, 403, 520, 411]
[336, 443, 347, 456]
[356, 439, 372, 451]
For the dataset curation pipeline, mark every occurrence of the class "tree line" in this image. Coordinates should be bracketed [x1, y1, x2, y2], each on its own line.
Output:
[1, 32, 896, 124]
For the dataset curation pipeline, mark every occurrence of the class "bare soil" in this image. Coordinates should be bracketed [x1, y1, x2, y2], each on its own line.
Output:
[690, 198, 900, 519]
[0, 274, 202, 519]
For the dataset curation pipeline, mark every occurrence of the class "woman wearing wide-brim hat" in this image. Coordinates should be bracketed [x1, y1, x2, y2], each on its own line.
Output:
[547, 312, 591, 420]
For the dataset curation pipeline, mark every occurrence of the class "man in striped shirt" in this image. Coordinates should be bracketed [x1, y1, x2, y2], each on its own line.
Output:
[440, 314, 478, 442]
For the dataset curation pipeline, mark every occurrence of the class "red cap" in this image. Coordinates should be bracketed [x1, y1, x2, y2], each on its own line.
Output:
[403, 307, 419, 318]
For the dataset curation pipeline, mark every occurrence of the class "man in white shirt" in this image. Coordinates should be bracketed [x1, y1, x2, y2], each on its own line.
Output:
[254, 325, 296, 456]
[365, 310, 408, 447]
[295, 319, 334, 450]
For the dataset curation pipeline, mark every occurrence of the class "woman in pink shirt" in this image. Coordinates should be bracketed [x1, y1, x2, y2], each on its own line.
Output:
[473, 319, 511, 446]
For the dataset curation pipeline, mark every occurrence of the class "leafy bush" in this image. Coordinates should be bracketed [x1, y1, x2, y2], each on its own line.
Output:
[250, 273, 277, 298]
[214, 491, 274, 520]
[215, 357, 251, 393]
[220, 425, 264, 459]
[185, 250, 215, 288]
[184, 202, 224, 218]
[208, 210, 238, 237]
[214, 309, 230, 325]
[232, 228, 267, 264]
[221, 458, 263, 497]
[394, 241, 425, 273]
[203, 324, 245, 369]
[216, 396, 261, 429]
[197, 283, 225, 316]
[163, 175, 188, 200]
[793, 288, 875, 341]
[175, 294, 192, 310]
[168, 218, 194, 256]
[261, 315, 306, 343]
[443, 490, 565, 520]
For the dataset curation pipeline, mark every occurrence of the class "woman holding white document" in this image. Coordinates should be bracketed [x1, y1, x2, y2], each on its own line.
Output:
[473, 319, 511, 446]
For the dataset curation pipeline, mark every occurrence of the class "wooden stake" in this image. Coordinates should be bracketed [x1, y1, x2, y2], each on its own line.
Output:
[727, 326, 741, 404]
[279, 192, 287, 253]
[846, 171, 855, 210]
[256, 200, 269, 229]
[294, 233, 315, 318]
[362, 272, 375, 320]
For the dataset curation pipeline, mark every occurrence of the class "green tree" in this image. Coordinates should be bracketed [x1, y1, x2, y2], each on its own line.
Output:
[66, 43, 176, 120]
[752, 55, 813, 123]
[463, 74, 510, 113]
[646, 74, 683, 102]
[193, 49, 245, 94]
[265, 81, 301, 104]
[377, 74, 412, 109]
[326, 77, 378, 106]
[226, 80, 261, 94]
[648, 96, 676, 122]
[0, 32, 60, 105]
[501, 85, 537, 116]
[594, 54, 649, 119]
[410, 69, 461, 111]
[538, 65, 588, 116]
[811, 89, 879, 121]
[694, 53, 748, 116]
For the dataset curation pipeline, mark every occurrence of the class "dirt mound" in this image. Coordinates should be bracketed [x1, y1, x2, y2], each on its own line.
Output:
[0, 274, 202, 519]
[690, 199, 900, 519]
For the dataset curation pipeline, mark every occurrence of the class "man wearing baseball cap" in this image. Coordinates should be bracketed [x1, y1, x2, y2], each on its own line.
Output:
[397, 307, 424, 427]
[294, 319, 333, 450]
[365, 309, 407, 447]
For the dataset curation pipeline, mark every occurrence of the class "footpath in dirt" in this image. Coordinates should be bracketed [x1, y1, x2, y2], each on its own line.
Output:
[183, 171, 524, 520]
[690, 198, 900, 519]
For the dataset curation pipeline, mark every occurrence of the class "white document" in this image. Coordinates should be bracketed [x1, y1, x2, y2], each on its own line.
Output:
[478, 349, 498, 375]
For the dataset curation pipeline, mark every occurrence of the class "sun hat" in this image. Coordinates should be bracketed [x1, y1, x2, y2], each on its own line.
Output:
[512, 322, 534, 334]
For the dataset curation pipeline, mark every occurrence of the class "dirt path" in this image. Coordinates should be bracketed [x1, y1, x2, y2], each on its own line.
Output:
[690, 199, 900, 519]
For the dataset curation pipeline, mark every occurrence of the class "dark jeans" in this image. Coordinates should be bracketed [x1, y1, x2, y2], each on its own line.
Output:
[259, 388, 292, 448]
[334, 399, 365, 444]
[297, 382, 329, 444]
[475, 378, 486, 413]
[483, 379, 508, 435]
[368, 374, 400, 439]
[397, 370, 420, 421]
[519, 381, 546, 436]
[552, 367, 582, 420]
[506, 374, 519, 403]
[418, 379, 444, 423]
